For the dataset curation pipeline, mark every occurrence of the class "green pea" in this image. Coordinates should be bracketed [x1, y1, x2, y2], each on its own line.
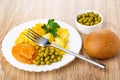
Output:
[89, 13, 92, 17]
[35, 61, 40, 65]
[55, 53, 59, 56]
[38, 53, 41, 56]
[78, 19, 83, 23]
[45, 49, 48, 52]
[49, 52, 54, 55]
[45, 47, 49, 51]
[95, 14, 99, 17]
[45, 56, 50, 61]
[50, 48, 55, 53]
[45, 51, 49, 55]
[40, 57, 44, 61]
[44, 53, 48, 57]
[98, 19, 101, 22]
[85, 17, 89, 21]
[94, 18, 98, 21]
[38, 50, 41, 53]
[46, 52, 49, 55]
[53, 58, 58, 62]
[81, 23, 84, 25]
[84, 23, 88, 26]
[82, 17, 85, 20]
[57, 56, 62, 61]
[77, 15, 82, 18]
[47, 56, 50, 59]
[50, 59, 53, 62]
[46, 61, 51, 65]
[41, 47, 45, 51]
[90, 22, 94, 25]
[88, 17, 93, 22]
[86, 22, 90, 26]
[36, 56, 40, 60]
[98, 17, 101, 22]
[94, 21, 99, 24]
[83, 19, 87, 23]
[41, 61, 45, 65]
[51, 55, 55, 59]
[45, 46, 49, 49]
[82, 14, 86, 17]
[40, 52, 44, 57]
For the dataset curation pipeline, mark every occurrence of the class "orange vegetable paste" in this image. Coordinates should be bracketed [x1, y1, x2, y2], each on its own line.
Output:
[12, 43, 37, 64]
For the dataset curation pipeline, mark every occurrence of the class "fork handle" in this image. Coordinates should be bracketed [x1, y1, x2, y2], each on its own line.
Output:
[50, 43, 105, 69]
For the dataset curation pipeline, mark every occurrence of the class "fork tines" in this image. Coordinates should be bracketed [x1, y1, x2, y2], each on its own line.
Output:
[28, 28, 42, 38]
[24, 28, 50, 47]
[24, 28, 41, 43]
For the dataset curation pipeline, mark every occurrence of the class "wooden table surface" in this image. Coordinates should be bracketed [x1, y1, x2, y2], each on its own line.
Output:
[0, 0, 120, 80]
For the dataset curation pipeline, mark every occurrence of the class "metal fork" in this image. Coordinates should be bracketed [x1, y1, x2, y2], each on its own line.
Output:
[25, 28, 105, 69]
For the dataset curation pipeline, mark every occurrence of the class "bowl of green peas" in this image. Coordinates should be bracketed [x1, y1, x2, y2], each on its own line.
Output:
[75, 10, 103, 34]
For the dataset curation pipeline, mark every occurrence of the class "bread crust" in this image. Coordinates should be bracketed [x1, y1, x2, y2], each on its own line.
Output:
[84, 29, 120, 59]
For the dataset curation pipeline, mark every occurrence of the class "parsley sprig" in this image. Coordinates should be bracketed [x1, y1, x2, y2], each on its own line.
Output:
[42, 19, 60, 37]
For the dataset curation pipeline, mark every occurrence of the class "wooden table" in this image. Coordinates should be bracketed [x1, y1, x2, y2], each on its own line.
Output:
[0, 0, 120, 80]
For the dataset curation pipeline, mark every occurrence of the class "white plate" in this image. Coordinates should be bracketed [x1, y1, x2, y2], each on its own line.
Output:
[1, 19, 82, 72]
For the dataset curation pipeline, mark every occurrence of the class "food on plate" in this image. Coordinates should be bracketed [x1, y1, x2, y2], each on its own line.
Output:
[42, 19, 60, 37]
[77, 12, 101, 26]
[84, 29, 120, 59]
[12, 43, 37, 64]
[12, 19, 69, 65]
[33, 46, 63, 65]
[15, 23, 46, 45]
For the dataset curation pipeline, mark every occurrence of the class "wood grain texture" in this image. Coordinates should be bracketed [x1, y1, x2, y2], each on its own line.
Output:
[0, 0, 120, 80]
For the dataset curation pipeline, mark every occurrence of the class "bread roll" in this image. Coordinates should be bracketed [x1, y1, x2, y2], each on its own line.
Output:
[84, 29, 120, 59]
